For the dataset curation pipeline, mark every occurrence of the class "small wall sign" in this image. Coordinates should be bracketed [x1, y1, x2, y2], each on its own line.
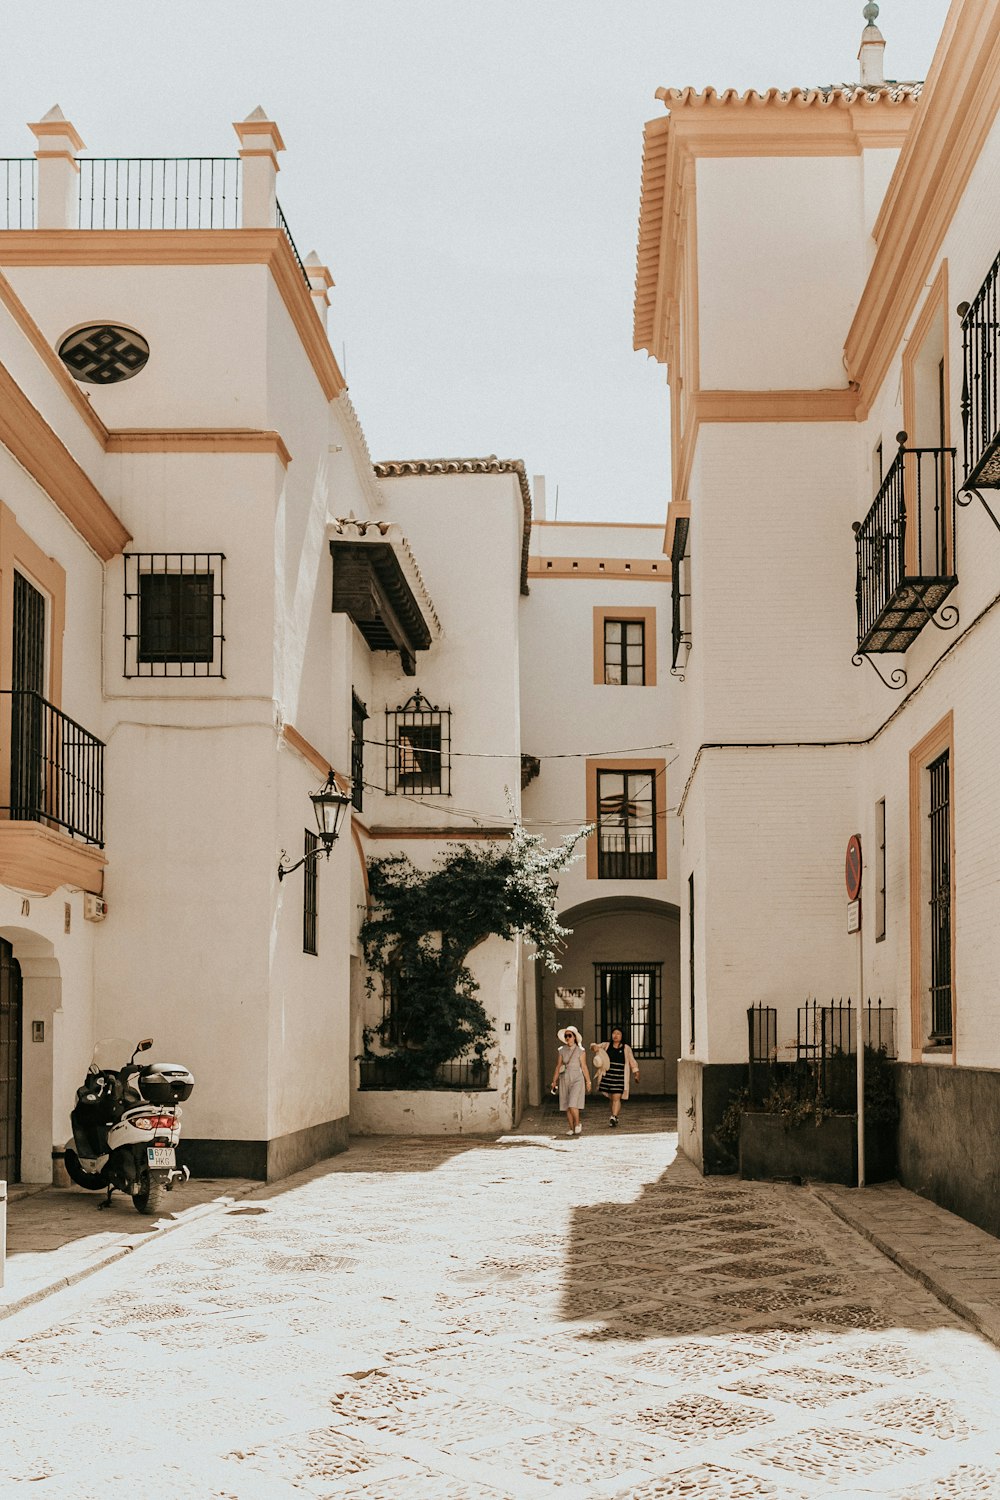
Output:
[847, 899, 861, 934]
[554, 986, 585, 1010]
[31, 1021, 44, 1043]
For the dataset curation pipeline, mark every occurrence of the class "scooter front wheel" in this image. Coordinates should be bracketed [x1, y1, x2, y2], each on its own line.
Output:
[131, 1170, 166, 1216]
[64, 1149, 106, 1191]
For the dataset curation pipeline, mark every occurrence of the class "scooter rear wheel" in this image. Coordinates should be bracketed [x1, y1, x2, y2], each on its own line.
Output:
[131, 1171, 166, 1216]
[64, 1149, 106, 1191]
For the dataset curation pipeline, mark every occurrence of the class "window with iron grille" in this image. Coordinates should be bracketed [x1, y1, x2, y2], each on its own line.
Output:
[928, 751, 952, 1044]
[596, 769, 656, 879]
[351, 692, 367, 812]
[386, 691, 451, 795]
[303, 830, 319, 955]
[603, 619, 645, 685]
[595, 963, 662, 1059]
[688, 872, 696, 1052]
[671, 517, 691, 676]
[875, 798, 886, 943]
[381, 967, 407, 1046]
[124, 554, 225, 677]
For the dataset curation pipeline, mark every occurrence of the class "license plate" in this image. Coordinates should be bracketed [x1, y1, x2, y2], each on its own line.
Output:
[147, 1146, 175, 1169]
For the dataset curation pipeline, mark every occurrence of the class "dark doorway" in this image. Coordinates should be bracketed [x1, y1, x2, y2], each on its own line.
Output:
[10, 571, 46, 820]
[0, 938, 23, 1183]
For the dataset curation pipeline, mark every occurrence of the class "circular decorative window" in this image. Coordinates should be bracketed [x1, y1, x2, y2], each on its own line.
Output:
[57, 323, 150, 385]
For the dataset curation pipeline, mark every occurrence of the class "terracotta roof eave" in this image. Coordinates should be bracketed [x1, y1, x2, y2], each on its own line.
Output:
[655, 83, 923, 111]
[374, 456, 533, 596]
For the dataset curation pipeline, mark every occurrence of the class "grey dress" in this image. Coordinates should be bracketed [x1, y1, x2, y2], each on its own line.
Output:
[557, 1043, 587, 1110]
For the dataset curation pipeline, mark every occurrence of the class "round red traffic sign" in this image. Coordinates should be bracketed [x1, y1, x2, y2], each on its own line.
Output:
[845, 834, 863, 901]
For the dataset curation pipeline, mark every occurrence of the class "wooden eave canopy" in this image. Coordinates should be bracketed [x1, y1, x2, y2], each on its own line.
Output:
[330, 539, 432, 676]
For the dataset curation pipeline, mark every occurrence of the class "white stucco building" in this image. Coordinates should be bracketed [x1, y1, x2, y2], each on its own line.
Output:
[0, 108, 682, 1184]
[634, 0, 1000, 1232]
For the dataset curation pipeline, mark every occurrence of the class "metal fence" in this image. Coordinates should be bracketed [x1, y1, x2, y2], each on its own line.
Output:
[358, 1056, 492, 1091]
[0, 159, 35, 228]
[0, 690, 104, 846]
[746, 1003, 777, 1105]
[78, 157, 240, 230]
[747, 999, 896, 1114]
[277, 199, 311, 290]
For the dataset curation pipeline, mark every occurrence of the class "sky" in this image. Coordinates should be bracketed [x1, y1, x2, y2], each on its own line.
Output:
[2, 0, 951, 522]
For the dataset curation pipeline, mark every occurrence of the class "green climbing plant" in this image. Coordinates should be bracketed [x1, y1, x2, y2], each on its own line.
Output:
[360, 819, 591, 1088]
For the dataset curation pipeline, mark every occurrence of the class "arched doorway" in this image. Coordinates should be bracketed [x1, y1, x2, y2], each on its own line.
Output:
[535, 897, 680, 1102]
[0, 937, 23, 1183]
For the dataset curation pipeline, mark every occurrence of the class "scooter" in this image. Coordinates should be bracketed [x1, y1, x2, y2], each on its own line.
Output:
[64, 1037, 195, 1215]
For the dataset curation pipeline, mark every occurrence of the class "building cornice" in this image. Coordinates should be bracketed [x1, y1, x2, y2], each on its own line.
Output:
[374, 456, 532, 596]
[0, 228, 347, 402]
[528, 555, 670, 582]
[106, 429, 292, 466]
[846, 0, 1000, 413]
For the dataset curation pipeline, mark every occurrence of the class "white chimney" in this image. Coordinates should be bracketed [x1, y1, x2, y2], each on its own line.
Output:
[858, 2, 886, 87]
[533, 474, 547, 521]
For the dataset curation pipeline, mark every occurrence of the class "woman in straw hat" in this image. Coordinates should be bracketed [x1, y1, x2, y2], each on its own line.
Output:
[550, 1025, 591, 1136]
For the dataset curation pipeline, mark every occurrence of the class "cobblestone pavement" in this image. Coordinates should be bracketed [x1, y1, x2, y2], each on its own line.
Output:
[3, 1101, 1000, 1498]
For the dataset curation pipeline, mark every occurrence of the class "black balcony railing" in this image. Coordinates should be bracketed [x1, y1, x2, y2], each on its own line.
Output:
[854, 439, 958, 653]
[0, 691, 104, 846]
[961, 249, 1000, 489]
[0, 159, 35, 228]
[597, 834, 656, 880]
[78, 157, 241, 230]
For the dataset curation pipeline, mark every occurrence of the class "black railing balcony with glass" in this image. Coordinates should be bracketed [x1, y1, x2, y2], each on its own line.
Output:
[960, 249, 1000, 490]
[854, 437, 957, 654]
[0, 690, 104, 846]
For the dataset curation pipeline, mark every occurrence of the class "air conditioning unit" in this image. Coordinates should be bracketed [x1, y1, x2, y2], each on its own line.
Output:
[84, 894, 108, 922]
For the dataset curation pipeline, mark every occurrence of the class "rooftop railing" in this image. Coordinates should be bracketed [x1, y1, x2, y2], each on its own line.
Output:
[0, 159, 35, 228]
[78, 157, 241, 230]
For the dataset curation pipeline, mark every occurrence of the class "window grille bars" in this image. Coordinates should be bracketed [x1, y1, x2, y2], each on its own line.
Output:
[928, 750, 953, 1044]
[0, 690, 104, 846]
[0, 159, 35, 228]
[358, 1055, 491, 1091]
[671, 516, 691, 678]
[302, 829, 319, 955]
[385, 691, 451, 796]
[351, 692, 367, 812]
[595, 962, 663, 1058]
[78, 158, 241, 230]
[123, 554, 225, 678]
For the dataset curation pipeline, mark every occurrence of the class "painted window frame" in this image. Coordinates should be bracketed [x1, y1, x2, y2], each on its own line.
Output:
[585, 757, 667, 882]
[909, 713, 956, 1061]
[592, 606, 656, 687]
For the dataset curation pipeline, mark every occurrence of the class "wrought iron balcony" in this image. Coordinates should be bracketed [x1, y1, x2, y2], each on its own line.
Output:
[961, 248, 1000, 489]
[854, 438, 957, 655]
[0, 691, 104, 846]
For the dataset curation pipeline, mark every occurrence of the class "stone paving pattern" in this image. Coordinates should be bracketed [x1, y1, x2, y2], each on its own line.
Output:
[1, 1175, 256, 1314]
[2, 1103, 1000, 1496]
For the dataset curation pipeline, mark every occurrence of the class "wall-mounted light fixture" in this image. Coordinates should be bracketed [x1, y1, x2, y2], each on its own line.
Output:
[277, 772, 353, 881]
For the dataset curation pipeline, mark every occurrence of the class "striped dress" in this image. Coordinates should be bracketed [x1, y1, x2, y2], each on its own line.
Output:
[599, 1043, 627, 1097]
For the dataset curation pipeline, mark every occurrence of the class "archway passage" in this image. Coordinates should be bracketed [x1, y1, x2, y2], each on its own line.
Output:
[536, 897, 680, 1104]
[0, 937, 23, 1182]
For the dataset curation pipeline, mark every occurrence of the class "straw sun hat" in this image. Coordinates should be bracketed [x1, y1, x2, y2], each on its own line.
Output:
[557, 1026, 582, 1045]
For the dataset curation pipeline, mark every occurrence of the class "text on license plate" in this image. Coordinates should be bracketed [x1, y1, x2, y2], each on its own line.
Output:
[147, 1146, 175, 1168]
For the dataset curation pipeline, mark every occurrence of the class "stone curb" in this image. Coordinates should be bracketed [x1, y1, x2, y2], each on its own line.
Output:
[812, 1185, 1000, 1350]
[0, 1180, 259, 1324]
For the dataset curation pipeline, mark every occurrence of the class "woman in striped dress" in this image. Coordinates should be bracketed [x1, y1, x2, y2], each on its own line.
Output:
[594, 1026, 639, 1126]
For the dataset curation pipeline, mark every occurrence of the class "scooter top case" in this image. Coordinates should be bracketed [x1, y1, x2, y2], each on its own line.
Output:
[137, 1063, 194, 1105]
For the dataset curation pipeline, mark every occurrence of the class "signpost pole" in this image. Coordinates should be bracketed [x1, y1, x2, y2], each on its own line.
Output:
[857, 920, 865, 1189]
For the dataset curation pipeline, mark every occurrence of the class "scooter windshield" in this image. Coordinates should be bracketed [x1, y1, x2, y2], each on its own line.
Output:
[90, 1037, 133, 1072]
